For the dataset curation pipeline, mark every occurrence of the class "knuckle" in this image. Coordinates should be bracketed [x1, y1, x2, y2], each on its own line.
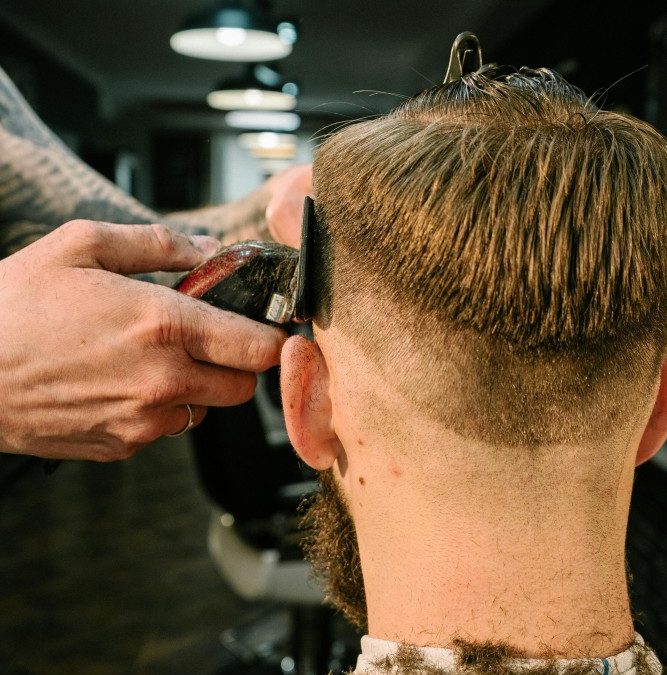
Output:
[142, 375, 184, 407]
[117, 444, 141, 461]
[61, 219, 103, 247]
[149, 223, 180, 257]
[129, 422, 161, 446]
[129, 368, 183, 408]
[113, 407, 163, 448]
[113, 421, 153, 456]
[140, 299, 184, 346]
[97, 440, 136, 463]
[235, 372, 258, 402]
[243, 335, 274, 372]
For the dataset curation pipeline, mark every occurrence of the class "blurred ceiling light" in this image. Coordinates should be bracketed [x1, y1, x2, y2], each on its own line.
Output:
[238, 132, 297, 159]
[260, 158, 294, 175]
[170, 1, 297, 62]
[224, 110, 301, 131]
[207, 64, 298, 111]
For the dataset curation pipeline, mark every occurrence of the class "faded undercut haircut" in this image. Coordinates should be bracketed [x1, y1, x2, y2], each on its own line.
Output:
[312, 66, 667, 447]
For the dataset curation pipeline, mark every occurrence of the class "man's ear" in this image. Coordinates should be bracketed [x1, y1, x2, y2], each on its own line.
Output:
[636, 359, 667, 466]
[280, 334, 342, 470]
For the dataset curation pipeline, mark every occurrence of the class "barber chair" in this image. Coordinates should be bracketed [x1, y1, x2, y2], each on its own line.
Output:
[191, 366, 357, 675]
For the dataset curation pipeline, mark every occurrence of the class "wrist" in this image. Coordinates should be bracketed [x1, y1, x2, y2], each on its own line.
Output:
[220, 182, 273, 245]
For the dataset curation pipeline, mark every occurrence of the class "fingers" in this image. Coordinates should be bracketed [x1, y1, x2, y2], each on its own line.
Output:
[128, 337, 261, 411]
[114, 404, 208, 451]
[162, 404, 208, 437]
[134, 287, 286, 371]
[53, 220, 220, 274]
[177, 297, 287, 372]
[171, 362, 259, 408]
[135, 364, 257, 440]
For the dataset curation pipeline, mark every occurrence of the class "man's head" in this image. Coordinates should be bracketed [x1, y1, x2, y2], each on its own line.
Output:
[281, 67, 667, 636]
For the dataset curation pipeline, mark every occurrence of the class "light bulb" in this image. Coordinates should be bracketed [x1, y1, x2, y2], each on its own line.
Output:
[215, 28, 247, 46]
[243, 89, 264, 106]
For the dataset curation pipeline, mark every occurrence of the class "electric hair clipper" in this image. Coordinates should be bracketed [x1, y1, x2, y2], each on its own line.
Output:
[175, 197, 315, 324]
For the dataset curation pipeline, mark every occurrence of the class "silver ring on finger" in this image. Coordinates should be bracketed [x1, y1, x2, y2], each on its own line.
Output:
[166, 403, 195, 437]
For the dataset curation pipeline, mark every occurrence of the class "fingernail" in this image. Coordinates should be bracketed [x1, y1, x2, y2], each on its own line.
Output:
[192, 235, 221, 258]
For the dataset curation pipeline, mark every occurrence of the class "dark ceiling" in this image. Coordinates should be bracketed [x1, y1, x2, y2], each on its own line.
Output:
[0, 0, 664, 124]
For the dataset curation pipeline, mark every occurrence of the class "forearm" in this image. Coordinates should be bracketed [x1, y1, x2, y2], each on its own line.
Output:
[164, 181, 272, 245]
[0, 66, 271, 246]
[0, 66, 157, 230]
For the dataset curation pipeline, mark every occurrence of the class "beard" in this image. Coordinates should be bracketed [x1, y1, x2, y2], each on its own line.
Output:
[298, 474, 661, 675]
[299, 468, 368, 631]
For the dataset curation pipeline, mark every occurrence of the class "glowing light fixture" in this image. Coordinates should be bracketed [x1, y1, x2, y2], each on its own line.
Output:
[238, 132, 297, 159]
[207, 64, 298, 111]
[170, 1, 298, 62]
[224, 110, 301, 131]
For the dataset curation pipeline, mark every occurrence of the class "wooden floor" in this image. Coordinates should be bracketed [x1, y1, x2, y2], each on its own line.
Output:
[0, 436, 265, 675]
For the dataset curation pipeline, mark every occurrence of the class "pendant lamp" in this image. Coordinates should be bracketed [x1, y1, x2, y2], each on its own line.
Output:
[170, 1, 297, 61]
[207, 64, 298, 110]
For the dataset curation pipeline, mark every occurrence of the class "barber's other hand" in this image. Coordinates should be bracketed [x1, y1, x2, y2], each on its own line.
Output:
[0, 220, 285, 461]
[265, 164, 312, 249]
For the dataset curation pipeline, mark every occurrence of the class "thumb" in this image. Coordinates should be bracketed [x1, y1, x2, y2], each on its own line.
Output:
[54, 220, 220, 274]
[265, 164, 312, 249]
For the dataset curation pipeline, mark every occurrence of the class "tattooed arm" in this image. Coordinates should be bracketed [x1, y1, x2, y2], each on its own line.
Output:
[169, 163, 311, 247]
[0, 68, 298, 462]
[0, 65, 276, 256]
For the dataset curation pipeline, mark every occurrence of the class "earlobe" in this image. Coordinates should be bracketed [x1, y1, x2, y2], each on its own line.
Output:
[636, 359, 667, 466]
[280, 334, 341, 470]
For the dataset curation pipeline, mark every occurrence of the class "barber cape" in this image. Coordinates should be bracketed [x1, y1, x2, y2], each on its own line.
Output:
[354, 633, 663, 674]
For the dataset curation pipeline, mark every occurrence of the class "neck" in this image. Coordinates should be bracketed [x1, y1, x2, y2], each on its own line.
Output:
[343, 434, 638, 659]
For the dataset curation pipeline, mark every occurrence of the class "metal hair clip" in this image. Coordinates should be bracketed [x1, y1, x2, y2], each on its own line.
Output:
[175, 196, 316, 325]
[443, 31, 483, 84]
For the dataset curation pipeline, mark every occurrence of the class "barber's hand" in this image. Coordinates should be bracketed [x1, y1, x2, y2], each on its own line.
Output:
[0, 220, 285, 461]
[265, 164, 312, 248]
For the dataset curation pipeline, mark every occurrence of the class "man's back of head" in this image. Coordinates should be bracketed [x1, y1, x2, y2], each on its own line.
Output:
[280, 65, 667, 673]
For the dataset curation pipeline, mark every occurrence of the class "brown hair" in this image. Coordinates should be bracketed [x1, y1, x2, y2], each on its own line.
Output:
[313, 67, 667, 446]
